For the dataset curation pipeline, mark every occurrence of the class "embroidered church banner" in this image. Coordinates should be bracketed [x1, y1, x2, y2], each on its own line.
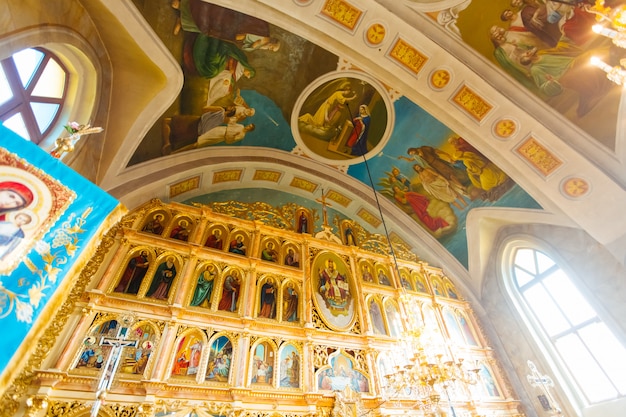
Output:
[0, 125, 122, 381]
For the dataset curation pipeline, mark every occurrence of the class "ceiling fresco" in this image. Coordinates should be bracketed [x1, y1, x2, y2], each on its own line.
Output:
[130, 0, 541, 268]
[424, 0, 625, 149]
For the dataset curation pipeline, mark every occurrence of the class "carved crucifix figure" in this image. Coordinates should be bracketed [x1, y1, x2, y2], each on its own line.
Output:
[526, 360, 562, 416]
[91, 319, 139, 417]
[315, 190, 332, 228]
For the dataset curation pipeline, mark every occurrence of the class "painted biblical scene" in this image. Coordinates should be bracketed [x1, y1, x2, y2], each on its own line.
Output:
[318, 352, 369, 393]
[347, 96, 541, 267]
[135, 2, 542, 270]
[312, 251, 356, 331]
[171, 332, 204, 377]
[119, 323, 158, 375]
[130, 0, 339, 163]
[75, 319, 120, 371]
[294, 73, 391, 161]
[436, 0, 626, 149]
[205, 335, 233, 382]
[279, 344, 301, 388]
[250, 340, 275, 386]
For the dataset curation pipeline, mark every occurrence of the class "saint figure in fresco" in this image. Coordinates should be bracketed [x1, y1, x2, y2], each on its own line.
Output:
[147, 257, 177, 300]
[297, 211, 308, 233]
[229, 235, 246, 255]
[190, 266, 216, 307]
[258, 279, 276, 318]
[318, 259, 350, 312]
[346, 104, 371, 156]
[170, 219, 191, 241]
[204, 228, 223, 249]
[282, 284, 298, 322]
[116, 251, 150, 294]
[261, 241, 278, 262]
[142, 213, 165, 235]
[218, 271, 240, 312]
[284, 248, 299, 268]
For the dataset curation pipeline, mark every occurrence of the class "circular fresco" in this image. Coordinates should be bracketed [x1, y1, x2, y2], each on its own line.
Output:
[292, 71, 393, 164]
[311, 251, 356, 331]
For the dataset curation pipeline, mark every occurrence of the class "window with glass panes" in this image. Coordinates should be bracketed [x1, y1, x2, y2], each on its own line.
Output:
[0, 47, 68, 144]
[512, 247, 626, 404]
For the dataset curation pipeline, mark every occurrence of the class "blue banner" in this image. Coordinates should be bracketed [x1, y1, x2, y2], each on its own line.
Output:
[0, 125, 121, 376]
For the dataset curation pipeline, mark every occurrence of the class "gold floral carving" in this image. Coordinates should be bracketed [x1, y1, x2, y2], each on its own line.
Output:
[212, 170, 242, 184]
[253, 170, 282, 183]
[325, 189, 352, 207]
[290, 177, 318, 193]
[516, 137, 563, 176]
[389, 39, 428, 75]
[321, 0, 362, 31]
[169, 176, 200, 198]
[452, 85, 493, 122]
[356, 208, 381, 228]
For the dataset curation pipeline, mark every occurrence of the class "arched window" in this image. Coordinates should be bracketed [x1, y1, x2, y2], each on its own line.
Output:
[0, 47, 68, 143]
[506, 245, 626, 406]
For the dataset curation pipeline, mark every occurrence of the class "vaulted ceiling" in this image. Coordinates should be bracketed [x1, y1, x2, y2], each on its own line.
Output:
[66, 0, 626, 298]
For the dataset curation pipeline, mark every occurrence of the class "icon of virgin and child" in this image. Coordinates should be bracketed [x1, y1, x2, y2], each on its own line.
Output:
[318, 258, 351, 315]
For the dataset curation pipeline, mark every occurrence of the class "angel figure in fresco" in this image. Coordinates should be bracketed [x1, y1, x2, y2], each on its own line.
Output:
[147, 257, 177, 300]
[190, 266, 216, 307]
[318, 259, 350, 312]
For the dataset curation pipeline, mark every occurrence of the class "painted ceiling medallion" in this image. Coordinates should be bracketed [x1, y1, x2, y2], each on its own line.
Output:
[429, 69, 451, 89]
[562, 177, 590, 198]
[494, 119, 517, 139]
[366, 23, 386, 45]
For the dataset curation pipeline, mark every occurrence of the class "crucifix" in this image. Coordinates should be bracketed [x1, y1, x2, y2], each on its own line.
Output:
[315, 189, 332, 228]
[90, 318, 138, 417]
[526, 360, 563, 416]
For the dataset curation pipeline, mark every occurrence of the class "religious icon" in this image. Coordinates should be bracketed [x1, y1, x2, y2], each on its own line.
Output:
[205, 335, 233, 382]
[258, 278, 277, 319]
[294, 73, 391, 162]
[147, 256, 177, 300]
[218, 270, 241, 312]
[250, 341, 275, 386]
[115, 250, 150, 294]
[282, 283, 299, 322]
[142, 212, 166, 235]
[170, 218, 191, 241]
[0, 160, 74, 275]
[312, 252, 356, 331]
[279, 344, 300, 388]
[190, 265, 216, 307]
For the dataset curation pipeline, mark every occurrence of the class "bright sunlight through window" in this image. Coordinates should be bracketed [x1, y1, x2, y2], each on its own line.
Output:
[512, 248, 626, 404]
[0, 47, 68, 144]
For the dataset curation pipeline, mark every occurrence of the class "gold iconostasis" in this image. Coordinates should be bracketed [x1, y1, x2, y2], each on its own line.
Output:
[20, 199, 523, 417]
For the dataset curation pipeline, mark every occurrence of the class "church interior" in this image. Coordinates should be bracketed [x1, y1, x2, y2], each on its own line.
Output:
[1, 1, 626, 417]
